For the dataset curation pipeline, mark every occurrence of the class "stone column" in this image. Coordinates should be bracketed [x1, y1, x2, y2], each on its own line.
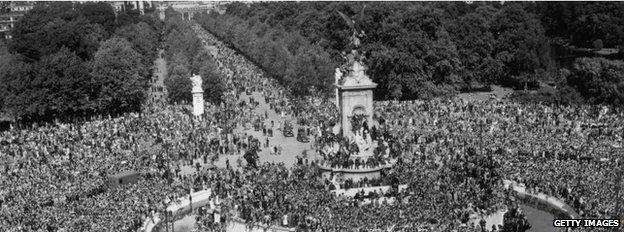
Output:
[191, 74, 204, 118]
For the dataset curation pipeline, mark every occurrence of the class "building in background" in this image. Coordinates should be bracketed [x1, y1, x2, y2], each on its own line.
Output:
[109, 1, 155, 15]
[0, 1, 34, 40]
[168, 1, 227, 20]
[110, 1, 124, 13]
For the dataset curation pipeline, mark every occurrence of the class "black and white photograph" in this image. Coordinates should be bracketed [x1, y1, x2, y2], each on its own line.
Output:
[0, 1, 623, 232]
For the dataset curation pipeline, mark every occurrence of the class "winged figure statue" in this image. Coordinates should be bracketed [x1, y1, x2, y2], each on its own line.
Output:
[336, 5, 366, 49]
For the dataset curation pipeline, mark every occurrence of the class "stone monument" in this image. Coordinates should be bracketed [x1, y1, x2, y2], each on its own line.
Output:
[335, 9, 376, 139]
[335, 59, 376, 139]
[190, 74, 204, 117]
[319, 8, 394, 182]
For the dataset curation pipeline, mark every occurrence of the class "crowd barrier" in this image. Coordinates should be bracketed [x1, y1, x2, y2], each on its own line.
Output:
[318, 163, 393, 173]
[141, 189, 213, 232]
[140, 189, 297, 232]
[468, 180, 579, 232]
[138, 182, 576, 232]
[504, 180, 579, 219]
[331, 184, 408, 197]
[226, 217, 296, 232]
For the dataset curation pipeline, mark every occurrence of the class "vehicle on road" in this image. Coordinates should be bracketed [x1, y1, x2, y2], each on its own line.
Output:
[297, 128, 309, 143]
[283, 120, 294, 137]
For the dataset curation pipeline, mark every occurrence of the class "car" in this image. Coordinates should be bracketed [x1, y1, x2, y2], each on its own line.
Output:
[283, 121, 294, 137]
[297, 128, 310, 143]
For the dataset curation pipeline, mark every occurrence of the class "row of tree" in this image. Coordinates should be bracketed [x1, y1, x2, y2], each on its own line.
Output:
[196, 10, 334, 96]
[163, 8, 225, 105]
[0, 2, 161, 123]
[510, 56, 624, 107]
[567, 58, 624, 105]
[534, 2, 624, 49]
[203, 2, 552, 100]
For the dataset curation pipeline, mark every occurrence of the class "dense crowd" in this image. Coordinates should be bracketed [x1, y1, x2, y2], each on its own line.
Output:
[0, 108, 193, 231]
[375, 98, 623, 220]
[1, 15, 622, 232]
[188, 22, 510, 232]
[191, 20, 623, 232]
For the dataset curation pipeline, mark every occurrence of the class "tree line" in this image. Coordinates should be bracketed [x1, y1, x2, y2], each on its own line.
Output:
[196, 9, 335, 97]
[0, 2, 162, 123]
[199, 2, 551, 100]
[199, 2, 624, 106]
[534, 2, 624, 49]
[163, 8, 225, 105]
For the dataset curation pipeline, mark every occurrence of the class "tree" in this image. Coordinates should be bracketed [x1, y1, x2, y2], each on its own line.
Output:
[0, 54, 31, 119]
[568, 57, 624, 105]
[7, 1, 128, 61]
[164, 72, 192, 104]
[137, 14, 164, 36]
[35, 48, 94, 119]
[448, 6, 500, 88]
[77, 2, 116, 34]
[534, 2, 575, 39]
[0, 49, 93, 122]
[491, 3, 551, 90]
[200, 66, 225, 104]
[91, 38, 147, 114]
[10, 14, 97, 61]
[116, 11, 138, 28]
[534, 2, 624, 48]
[572, 13, 623, 48]
[202, 2, 559, 99]
[0, 41, 7, 56]
[165, 52, 192, 104]
[115, 21, 159, 70]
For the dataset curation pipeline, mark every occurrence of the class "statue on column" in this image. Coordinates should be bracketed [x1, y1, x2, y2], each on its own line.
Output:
[190, 74, 204, 117]
[336, 6, 366, 52]
[337, 6, 367, 80]
[190, 74, 203, 93]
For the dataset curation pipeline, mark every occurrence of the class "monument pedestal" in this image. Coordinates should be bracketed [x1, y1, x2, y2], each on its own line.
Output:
[336, 84, 376, 136]
[190, 74, 205, 118]
[321, 60, 392, 183]
[335, 61, 377, 138]
[192, 90, 204, 117]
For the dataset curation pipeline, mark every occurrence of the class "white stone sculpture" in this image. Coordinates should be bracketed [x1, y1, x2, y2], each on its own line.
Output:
[190, 74, 204, 117]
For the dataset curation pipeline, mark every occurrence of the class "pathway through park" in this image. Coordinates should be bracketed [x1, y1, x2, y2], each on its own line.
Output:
[150, 49, 167, 102]
[175, 27, 315, 176]
[162, 23, 316, 232]
[162, 23, 556, 232]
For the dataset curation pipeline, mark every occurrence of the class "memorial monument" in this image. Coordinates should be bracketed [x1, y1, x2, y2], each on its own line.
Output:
[318, 8, 391, 182]
[334, 9, 376, 140]
[190, 74, 204, 117]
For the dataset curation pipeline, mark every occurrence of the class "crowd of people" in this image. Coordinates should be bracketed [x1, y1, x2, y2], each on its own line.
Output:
[191, 20, 623, 232]
[1, 13, 622, 232]
[374, 98, 623, 221]
[188, 22, 511, 232]
[0, 107, 196, 231]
